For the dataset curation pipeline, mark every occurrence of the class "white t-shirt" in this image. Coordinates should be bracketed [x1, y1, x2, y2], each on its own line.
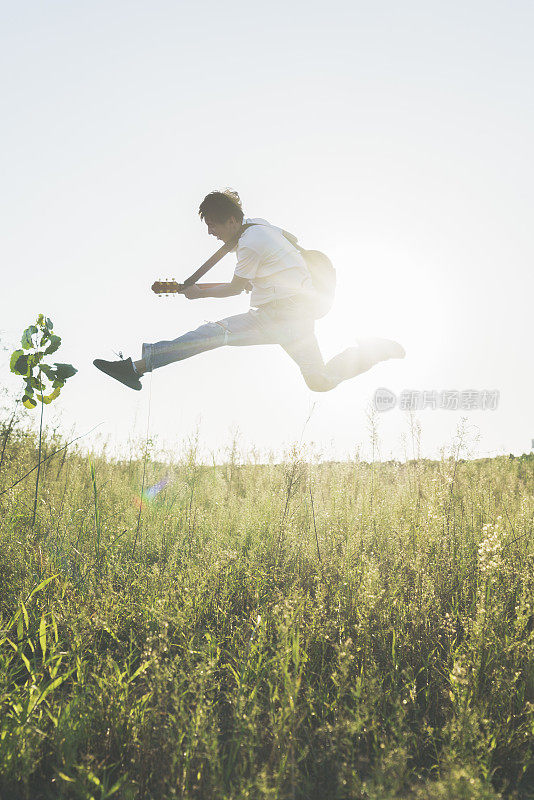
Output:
[233, 218, 314, 307]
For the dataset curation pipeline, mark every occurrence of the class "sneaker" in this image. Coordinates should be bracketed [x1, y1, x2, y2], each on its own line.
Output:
[93, 357, 142, 390]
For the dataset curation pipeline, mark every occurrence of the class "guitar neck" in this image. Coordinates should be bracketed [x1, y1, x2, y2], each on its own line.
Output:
[152, 237, 240, 295]
[151, 280, 226, 295]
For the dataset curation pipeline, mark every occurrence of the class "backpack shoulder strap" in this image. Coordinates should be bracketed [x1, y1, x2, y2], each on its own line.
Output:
[240, 222, 305, 252]
[281, 229, 305, 253]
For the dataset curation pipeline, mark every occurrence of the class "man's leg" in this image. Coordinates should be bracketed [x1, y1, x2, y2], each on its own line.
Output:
[140, 310, 275, 374]
[281, 330, 344, 392]
[282, 330, 405, 392]
[140, 322, 227, 374]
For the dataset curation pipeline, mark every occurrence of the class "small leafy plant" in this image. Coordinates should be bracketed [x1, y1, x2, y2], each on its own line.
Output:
[10, 315, 77, 409]
[9, 314, 77, 525]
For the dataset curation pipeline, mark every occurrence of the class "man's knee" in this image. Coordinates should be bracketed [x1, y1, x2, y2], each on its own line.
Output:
[301, 371, 334, 393]
[193, 321, 228, 343]
[194, 321, 222, 335]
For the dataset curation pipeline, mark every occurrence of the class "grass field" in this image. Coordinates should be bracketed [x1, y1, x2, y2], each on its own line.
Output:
[0, 412, 533, 799]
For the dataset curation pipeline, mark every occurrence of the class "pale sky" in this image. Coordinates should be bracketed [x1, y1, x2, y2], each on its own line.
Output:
[1, 0, 532, 462]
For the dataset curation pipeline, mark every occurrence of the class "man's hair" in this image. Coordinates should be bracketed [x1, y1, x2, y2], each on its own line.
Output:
[199, 189, 244, 224]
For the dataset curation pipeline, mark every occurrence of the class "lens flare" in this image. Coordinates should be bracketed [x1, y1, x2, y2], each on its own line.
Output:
[133, 477, 170, 508]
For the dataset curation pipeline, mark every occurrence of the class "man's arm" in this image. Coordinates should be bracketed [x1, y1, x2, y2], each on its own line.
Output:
[183, 275, 251, 299]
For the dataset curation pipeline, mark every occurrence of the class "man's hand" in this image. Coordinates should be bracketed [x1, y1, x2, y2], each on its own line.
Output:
[183, 285, 204, 299]
[182, 277, 251, 299]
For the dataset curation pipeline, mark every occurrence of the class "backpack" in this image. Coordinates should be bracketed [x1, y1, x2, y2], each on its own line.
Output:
[241, 223, 336, 319]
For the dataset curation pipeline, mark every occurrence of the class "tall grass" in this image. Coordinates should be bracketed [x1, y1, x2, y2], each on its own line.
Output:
[0, 411, 532, 799]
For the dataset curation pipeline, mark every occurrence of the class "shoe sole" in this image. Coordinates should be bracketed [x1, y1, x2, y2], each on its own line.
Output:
[93, 359, 142, 391]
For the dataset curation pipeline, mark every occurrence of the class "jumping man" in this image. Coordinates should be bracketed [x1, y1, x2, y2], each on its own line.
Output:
[93, 190, 405, 392]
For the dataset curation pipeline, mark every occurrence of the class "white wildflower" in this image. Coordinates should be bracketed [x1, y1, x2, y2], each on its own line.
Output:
[450, 660, 468, 686]
[478, 516, 504, 577]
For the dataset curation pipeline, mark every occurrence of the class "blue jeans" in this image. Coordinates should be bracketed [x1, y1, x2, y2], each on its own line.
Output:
[142, 297, 376, 392]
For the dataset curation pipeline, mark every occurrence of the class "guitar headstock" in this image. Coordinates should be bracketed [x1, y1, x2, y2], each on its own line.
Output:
[151, 279, 183, 296]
